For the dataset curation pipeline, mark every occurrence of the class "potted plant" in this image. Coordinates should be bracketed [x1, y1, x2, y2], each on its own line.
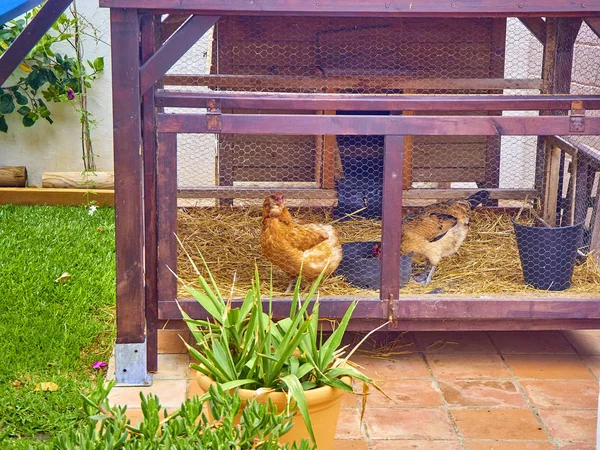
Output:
[178, 257, 388, 450]
[43, 381, 314, 449]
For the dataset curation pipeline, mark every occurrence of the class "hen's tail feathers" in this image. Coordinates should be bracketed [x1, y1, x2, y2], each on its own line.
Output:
[467, 190, 490, 209]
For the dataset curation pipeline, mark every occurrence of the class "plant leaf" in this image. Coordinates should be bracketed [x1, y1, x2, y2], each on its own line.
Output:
[280, 374, 316, 445]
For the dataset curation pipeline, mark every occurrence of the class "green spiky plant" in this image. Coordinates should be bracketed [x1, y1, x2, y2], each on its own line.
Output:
[177, 247, 389, 445]
[39, 381, 313, 449]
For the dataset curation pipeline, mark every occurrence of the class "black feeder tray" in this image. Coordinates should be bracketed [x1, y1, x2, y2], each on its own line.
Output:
[336, 241, 413, 290]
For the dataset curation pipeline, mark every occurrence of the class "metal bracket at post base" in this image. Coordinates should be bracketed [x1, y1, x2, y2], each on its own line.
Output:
[114, 341, 153, 386]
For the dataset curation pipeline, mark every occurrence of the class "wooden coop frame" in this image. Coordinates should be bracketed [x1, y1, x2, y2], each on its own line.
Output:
[95, 0, 600, 384]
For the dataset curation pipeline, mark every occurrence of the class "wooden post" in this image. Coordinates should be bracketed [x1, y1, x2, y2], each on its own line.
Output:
[110, 8, 145, 345]
[574, 154, 591, 226]
[380, 135, 404, 312]
[141, 13, 159, 373]
[537, 18, 582, 218]
[157, 133, 179, 305]
[483, 18, 506, 203]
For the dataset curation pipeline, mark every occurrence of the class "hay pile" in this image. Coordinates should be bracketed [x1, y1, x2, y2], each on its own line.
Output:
[176, 207, 600, 298]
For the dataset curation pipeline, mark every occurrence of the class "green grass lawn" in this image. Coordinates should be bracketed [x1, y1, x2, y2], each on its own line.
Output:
[0, 205, 116, 448]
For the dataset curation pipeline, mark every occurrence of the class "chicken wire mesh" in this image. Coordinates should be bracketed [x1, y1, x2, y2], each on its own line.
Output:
[165, 16, 600, 297]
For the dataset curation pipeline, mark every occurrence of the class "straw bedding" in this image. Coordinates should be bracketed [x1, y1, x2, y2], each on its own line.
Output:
[176, 206, 600, 298]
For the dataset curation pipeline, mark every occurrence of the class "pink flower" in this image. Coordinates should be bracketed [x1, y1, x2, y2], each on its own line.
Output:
[67, 88, 75, 100]
[92, 361, 107, 370]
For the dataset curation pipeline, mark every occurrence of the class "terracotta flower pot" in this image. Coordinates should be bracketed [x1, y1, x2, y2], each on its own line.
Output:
[197, 373, 350, 450]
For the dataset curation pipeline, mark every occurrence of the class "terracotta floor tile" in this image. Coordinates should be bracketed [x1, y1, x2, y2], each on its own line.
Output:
[341, 392, 359, 408]
[344, 331, 416, 352]
[564, 330, 600, 355]
[464, 442, 555, 450]
[415, 331, 496, 354]
[362, 379, 443, 407]
[157, 330, 190, 354]
[489, 331, 575, 355]
[364, 408, 456, 440]
[350, 354, 430, 379]
[333, 440, 369, 450]
[371, 440, 462, 449]
[108, 380, 188, 409]
[581, 355, 600, 379]
[439, 380, 527, 408]
[335, 408, 366, 440]
[503, 354, 595, 380]
[537, 409, 597, 442]
[450, 409, 546, 440]
[520, 380, 598, 409]
[560, 443, 596, 450]
[152, 354, 190, 380]
[427, 354, 512, 379]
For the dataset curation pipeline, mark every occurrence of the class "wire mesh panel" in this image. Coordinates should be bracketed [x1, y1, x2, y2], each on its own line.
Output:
[163, 16, 600, 299]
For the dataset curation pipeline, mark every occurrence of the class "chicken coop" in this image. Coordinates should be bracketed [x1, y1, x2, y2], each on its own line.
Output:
[98, 0, 600, 381]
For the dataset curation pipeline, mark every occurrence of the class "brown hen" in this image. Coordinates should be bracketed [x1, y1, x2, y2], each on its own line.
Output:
[401, 190, 489, 285]
[261, 194, 343, 292]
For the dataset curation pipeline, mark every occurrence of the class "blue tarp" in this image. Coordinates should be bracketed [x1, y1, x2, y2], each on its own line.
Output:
[0, 0, 44, 26]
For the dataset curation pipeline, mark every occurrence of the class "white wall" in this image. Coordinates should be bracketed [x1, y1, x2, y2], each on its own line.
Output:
[0, 1, 113, 186]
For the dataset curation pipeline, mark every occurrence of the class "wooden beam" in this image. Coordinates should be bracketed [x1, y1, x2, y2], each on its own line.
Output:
[0, 188, 114, 206]
[584, 17, 600, 38]
[160, 296, 600, 321]
[155, 91, 600, 112]
[139, 15, 219, 95]
[110, 8, 145, 345]
[519, 17, 547, 43]
[0, 0, 73, 86]
[380, 136, 404, 305]
[160, 14, 191, 43]
[98, 0, 600, 17]
[176, 187, 537, 200]
[163, 75, 541, 91]
[0, 166, 27, 187]
[140, 13, 159, 373]
[157, 113, 600, 136]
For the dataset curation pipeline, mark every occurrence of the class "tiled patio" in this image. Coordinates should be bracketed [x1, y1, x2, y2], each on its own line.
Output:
[107, 329, 600, 449]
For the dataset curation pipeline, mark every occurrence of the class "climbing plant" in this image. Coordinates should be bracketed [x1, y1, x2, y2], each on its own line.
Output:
[0, 3, 106, 171]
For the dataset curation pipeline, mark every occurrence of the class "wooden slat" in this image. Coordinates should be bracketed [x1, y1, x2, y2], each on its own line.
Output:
[159, 296, 600, 321]
[543, 145, 562, 225]
[155, 91, 600, 111]
[157, 133, 179, 304]
[519, 17, 547, 43]
[380, 135, 404, 304]
[0, 0, 73, 86]
[157, 113, 600, 136]
[98, 0, 600, 17]
[178, 187, 336, 199]
[140, 15, 219, 95]
[111, 8, 145, 344]
[0, 188, 114, 206]
[176, 187, 536, 200]
[412, 167, 485, 183]
[163, 75, 541, 91]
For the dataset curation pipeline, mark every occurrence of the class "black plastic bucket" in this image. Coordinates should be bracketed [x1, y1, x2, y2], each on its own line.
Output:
[512, 220, 584, 291]
[336, 241, 413, 290]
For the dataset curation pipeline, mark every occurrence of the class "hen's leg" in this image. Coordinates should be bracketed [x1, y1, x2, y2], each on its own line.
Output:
[284, 278, 296, 294]
[414, 264, 436, 285]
